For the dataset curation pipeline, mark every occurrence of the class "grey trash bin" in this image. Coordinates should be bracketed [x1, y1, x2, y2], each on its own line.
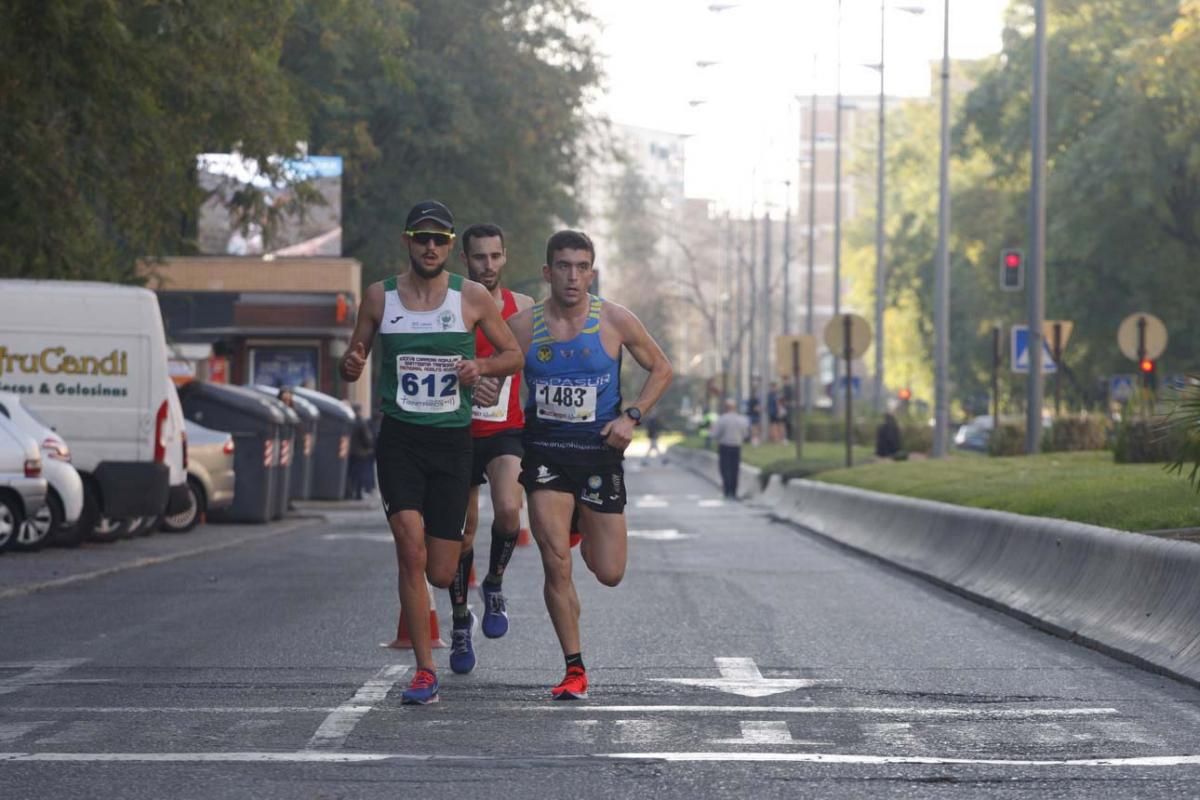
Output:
[177, 382, 285, 523]
[293, 387, 356, 500]
[253, 386, 319, 502]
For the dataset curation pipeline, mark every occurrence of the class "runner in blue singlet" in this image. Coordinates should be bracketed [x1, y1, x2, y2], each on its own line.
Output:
[507, 229, 673, 701]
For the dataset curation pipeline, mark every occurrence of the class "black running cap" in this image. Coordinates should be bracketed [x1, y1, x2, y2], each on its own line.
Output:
[405, 200, 454, 231]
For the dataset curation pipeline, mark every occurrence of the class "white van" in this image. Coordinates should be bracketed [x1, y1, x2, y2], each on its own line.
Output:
[0, 280, 188, 533]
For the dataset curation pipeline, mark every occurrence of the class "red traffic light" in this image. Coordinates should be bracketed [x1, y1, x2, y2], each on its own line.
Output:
[1139, 358, 1155, 374]
[897, 387, 912, 401]
[1004, 252, 1022, 268]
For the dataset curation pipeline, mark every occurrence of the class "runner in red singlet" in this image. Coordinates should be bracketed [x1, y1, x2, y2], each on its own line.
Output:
[445, 223, 534, 674]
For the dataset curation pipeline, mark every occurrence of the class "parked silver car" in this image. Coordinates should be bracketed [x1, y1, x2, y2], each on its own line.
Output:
[161, 419, 235, 532]
[0, 392, 85, 549]
[0, 412, 47, 551]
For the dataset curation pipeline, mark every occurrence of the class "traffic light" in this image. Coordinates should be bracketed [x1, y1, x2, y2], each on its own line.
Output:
[1139, 357, 1157, 390]
[897, 387, 912, 401]
[1000, 248, 1024, 291]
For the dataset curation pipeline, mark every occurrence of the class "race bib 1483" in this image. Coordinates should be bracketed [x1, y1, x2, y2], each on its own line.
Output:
[534, 381, 596, 423]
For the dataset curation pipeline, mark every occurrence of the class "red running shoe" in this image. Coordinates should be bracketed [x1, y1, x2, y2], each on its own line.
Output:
[551, 665, 588, 700]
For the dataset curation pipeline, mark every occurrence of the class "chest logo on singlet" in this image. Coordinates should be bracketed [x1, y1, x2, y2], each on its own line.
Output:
[536, 345, 553, 363]
[439, 310, 456, 330]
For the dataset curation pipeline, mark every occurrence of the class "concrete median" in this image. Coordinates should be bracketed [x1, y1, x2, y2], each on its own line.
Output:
[755, 475, 1200, 687]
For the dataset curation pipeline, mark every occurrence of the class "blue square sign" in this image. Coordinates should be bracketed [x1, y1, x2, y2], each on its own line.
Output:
[1011, 325, 1057, 374]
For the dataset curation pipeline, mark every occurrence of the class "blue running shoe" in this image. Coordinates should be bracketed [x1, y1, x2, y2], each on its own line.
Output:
[449, 611, 477, 674]
[401, 668, 439, 705]
[479, 582, 509, 639]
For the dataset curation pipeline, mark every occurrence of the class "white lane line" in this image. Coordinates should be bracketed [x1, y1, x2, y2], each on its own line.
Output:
[320, 533, 393, 542]
[0, 521, 314, 600]
[711, 721, 831, 746]
[652, 657, 838, 697]
[2, 751, 1200, 767]
[634, 496, 669, 508]
[306, 665, 410, 750]
[0, 660, 88, 697]
[536, 705, 1121, 719]
[697, 499, 726, 508]
[1, 704, 1121, 719]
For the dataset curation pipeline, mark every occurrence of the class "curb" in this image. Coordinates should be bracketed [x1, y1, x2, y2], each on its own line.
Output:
[753, 475, 1200, 688]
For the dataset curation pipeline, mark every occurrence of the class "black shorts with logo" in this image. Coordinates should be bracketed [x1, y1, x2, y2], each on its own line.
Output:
[375, 415, 472, 541]
[519, 448, 626, 514]
[471, 430, 524, 487]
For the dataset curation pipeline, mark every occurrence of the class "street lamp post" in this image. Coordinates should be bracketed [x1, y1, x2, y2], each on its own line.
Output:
[804, 60, 818, 417]
[1026, 0, 1047, 453]
[833, 0, 845, 414]
[932, 0, 951, 457]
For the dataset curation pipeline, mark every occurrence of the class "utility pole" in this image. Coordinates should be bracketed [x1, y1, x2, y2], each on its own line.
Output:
[782, 182, 792, 334]
[874, 0, 887, 415]
[1026, 0, 1048, 454]
[760, 210, 772, 444]
[832, 0, 845, 414]
[804, 67, 818, 417]
[932, 0, 951, 457]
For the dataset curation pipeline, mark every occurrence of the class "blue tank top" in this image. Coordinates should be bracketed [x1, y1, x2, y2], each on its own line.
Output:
[523, 295, 623, 463]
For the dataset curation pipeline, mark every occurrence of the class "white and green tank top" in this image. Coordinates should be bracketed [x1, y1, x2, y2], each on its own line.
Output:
[378, 273, 475, 428]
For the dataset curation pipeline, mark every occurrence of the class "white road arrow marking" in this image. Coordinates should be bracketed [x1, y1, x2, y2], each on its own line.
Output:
[712, 721, 831, 746]
[651, 657, 838, 698]
[628, 529, 692, 541]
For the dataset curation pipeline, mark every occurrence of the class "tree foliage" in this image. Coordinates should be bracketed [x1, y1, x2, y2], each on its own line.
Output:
[0, 0, 600, 284]
[845, 0, 1200, 417]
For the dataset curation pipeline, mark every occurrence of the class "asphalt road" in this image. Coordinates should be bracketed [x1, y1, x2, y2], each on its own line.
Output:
[4, 456, 1200, 798]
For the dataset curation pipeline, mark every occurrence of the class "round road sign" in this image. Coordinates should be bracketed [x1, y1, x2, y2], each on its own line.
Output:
[1117, 313, 1167, 361]
[823, 313, 872, 360]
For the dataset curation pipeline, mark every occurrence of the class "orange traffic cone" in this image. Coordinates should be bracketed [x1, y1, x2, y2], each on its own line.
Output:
[468, 563, 478, 589]
[383, 580, 446, 650]
[516, 502, 533, 547]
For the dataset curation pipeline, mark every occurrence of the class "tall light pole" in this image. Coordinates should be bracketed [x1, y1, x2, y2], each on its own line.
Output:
[803, 66, 819, 416]
[932, 0, 951, 457]
[1025, 0, 1047, 453]
[832, 0, 844, 412]
[871, 3, 925, 416]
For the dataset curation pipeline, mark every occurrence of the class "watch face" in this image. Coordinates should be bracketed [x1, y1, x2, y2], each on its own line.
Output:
[626, 407, 641, 420]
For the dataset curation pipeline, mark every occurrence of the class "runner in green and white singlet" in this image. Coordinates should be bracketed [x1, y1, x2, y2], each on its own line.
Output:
[340, 201, 523, 706]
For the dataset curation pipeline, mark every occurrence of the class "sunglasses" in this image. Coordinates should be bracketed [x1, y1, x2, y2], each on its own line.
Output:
[406, 230, 455, 246]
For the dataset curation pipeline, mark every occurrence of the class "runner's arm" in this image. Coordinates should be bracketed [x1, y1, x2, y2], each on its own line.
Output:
[599, 303, 673, 450]
[461, 282, 524, 384]
[339, 282, 384, 382]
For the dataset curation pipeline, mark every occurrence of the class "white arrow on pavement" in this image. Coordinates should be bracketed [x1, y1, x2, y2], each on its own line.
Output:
[711, 721, 831, 746]
[321, 533, 393, 542]
[651, 657, 838, 698]
[628, 529, 692, 541]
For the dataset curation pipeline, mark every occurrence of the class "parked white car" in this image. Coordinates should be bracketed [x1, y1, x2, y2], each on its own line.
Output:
[160, 419, 235, 533]
[0, 413, 47, 551]
[0, 392, 84, 549]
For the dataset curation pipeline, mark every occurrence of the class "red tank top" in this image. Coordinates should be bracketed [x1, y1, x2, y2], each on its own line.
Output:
[471, 288, 525, 437]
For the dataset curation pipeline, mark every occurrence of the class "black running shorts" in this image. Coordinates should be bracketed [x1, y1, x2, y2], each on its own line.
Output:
[519, 448, 626, 514]
[375, 415, 472, 541]
[470, 430, 524, 487]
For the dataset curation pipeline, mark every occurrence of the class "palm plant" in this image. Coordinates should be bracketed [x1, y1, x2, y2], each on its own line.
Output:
[1167, 376, 1200, 491]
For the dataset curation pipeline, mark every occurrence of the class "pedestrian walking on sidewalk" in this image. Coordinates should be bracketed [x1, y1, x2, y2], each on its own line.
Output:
[711, 398, 751, 499]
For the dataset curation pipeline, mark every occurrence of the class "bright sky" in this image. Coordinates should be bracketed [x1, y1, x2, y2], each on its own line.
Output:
[587, 0, 1011, 212]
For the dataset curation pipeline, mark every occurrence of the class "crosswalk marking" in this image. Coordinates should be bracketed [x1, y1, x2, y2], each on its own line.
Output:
[306, 665, 409, 750]
[0, 660, 88, 697]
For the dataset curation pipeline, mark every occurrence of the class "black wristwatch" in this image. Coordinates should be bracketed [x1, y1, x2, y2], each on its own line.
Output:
[624, 406, 642, 425]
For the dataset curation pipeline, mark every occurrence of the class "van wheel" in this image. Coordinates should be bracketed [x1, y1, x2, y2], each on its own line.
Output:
[161, 479, 203, 533]
[0, 494, 21, 551]
[12, 491, 60, 551]
[91, 514, 127, 543]
[127, 516, 156, 537]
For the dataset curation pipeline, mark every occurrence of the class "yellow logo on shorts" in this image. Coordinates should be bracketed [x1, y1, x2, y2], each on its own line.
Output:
[537, 345, 553, 363]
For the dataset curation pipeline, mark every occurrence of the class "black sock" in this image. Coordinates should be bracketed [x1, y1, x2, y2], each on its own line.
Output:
[451, 548, 472, 623]
[486, 521, 519, 584]
[565, 653, 585, 671]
